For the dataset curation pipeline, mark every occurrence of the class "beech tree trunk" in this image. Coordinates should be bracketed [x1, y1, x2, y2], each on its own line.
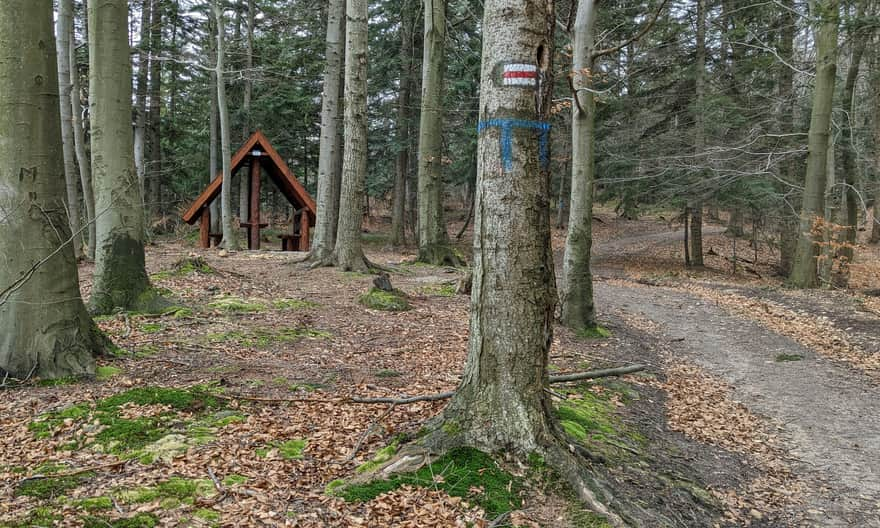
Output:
[416, 0, 459, 265]
[70, 25, 96, 260]
[147, 0, 163, 219]
[213, 2, 239, 250]
[57, 0, 83, 258]
[208, 17, 220, 235]
[310, 0, 346, 262]
[560, 0, 599, 331]
[240, 0, 255, 223]
[331, 0, 369, 270]
[0, 0, 106, 379]
[87, 0, 155, 314]
[134, 0, 151, 204]
[775, 0, 797, 274]
[873, 48, 880, 244]
[790, 0, 839, 287]
[391, 0, 415, 247]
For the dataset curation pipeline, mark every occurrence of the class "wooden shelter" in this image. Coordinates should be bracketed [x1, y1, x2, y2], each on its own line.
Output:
[182, 131, 316, 251]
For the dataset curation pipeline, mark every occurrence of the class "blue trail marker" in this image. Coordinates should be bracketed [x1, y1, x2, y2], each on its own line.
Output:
[477, 118, 551, 172]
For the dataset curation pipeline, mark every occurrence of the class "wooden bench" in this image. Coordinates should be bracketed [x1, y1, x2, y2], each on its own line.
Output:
[279, 234, 301, 251]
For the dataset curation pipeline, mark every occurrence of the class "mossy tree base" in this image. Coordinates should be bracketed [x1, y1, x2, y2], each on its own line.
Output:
[417, 243, 466, 267]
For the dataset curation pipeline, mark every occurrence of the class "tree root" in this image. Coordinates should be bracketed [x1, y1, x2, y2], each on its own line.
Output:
[418, 243, 466, 267]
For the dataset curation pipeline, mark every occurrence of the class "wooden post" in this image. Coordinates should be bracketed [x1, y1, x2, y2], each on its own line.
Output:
[200, 207, 211, 248]
[298, 211, 311, 251]
[248, 155, 262, 249]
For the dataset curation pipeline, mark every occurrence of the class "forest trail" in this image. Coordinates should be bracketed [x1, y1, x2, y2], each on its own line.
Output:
[590, 226, 880, 527]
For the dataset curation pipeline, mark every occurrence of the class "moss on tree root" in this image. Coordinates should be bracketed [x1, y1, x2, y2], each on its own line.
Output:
[417, 243, 466, 267]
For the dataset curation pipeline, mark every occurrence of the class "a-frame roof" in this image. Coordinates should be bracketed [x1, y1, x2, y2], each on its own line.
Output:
[182, 130, 317, 224]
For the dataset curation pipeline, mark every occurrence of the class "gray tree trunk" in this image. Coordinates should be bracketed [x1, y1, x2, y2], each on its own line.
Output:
[209, 17, 220, 234]
[689, 0, 707, 267]
[790, 0, 839, 287]
[134, 0, 151, 204]
[391, 0, 415, 247]
[417, 0, 460, 265]
[213, 2, 239, 250]
[775, 0, 797, 274]
[332, 0, 369, 270]
[560, 0, 599, 331]
[70, 26, 96, 260]
[147, 0, 163, 219]
[423, 1, 623, 523]
[239, 0, 255, 223]
[87, 0, 155, 314]
[873, 46, 880, 244]
[57, 0, 83, 258]
[0, 0, 106, 379]
[310, 0, 346, 263]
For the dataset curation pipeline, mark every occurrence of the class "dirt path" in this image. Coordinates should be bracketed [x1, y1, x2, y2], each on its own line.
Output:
[591, 228, 880, 526]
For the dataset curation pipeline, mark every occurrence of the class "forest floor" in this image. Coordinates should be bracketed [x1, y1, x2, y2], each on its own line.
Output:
[1, 206, 878, 527]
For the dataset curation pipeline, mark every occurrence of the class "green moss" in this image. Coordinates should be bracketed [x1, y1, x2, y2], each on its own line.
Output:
[37, 376, 80, 387]
[575, 326, 612, 339]
[207, 296, 266, 313]
[193, 508, 220, 522]
[132, 287, 174, 315]
[340, 447, 521, 518]
[324, 479, 347, 496]
[355, 442, 399, 474]
[279, 439, 307, 460]
[272, 298, 320, 310]
[569, 509, 613, 528]
[81, 513, 158, 528]
[167, 307, 194, 319]
[75, 496, 114, 511]
[139, 323, 163, 334]
[775, 353, 804, 362]
[421, 283, 457, 297]
[359, 288, 411, 311]
[4, 507, 62, 527]
[96, 365, 122, 380]
[97, 386, 218, 412]
[172, 257, 215, 275]
[441, 420, 461, 436]
[207, 327, 330, 348]
[16, 473, 93, 499]
[118, 477, 214, 507]
[375, 369, 402, 378]
[221, 474, 248, 486]
[554, 384, 645, 457]
[28, 403, 90, 438]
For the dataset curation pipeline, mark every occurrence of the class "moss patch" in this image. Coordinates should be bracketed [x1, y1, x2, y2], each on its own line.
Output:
[74, 496, 114, 511]
[554, 383, 644, 459]
[420, 283, 457, 297]
[775, 353, 804, 362]
[81, 513, 159, 528]
[221, 474, 248, 486]
[117, 477, 215, 506]
[4, 507, 63, 527]
[256, 438, 307, 460]
[206, 327, 331, 348]
[340, 447, 521, 518]
[207, 296, 267, 313]
[575, 326, 612, 339]
[359, 288, 411, 311]
[16, 472, 94, 499]
[96, 365, 122, 380]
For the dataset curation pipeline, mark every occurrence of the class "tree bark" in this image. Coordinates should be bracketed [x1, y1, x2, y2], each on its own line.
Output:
[208, 16, 220, 235]
[70, 25, 96, 260]
[332, 0, 370, 270]
[689, 0, 707, 267]
[87, 0, 156, 314]
[57, 0, 83, 259]
[134, 0, 151, 204]
[310, 0, 346, 263]
[391, 0, 415, 247]
[775, 0, 797, 274]
[790, 0, 839, 287]
[835, 32, 866, 271]
[873, 45, 880, 244]
[0, 0, 107, 379]
[239, 0, 255, 223]
[416, 0, 460, 265]
[147, 0, 163, 219]
[213, 2, 239, 250]
[561, 0, 599, 331]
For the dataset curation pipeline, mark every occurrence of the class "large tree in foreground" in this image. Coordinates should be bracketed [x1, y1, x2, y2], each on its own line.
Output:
[419, 1, 623, 523]
[309, 0, 346, 263]
[331, 0, 370, 270]
[0, 0, 106, 378]
[87, 0, 158, 314]
[790, 0, 839, 287]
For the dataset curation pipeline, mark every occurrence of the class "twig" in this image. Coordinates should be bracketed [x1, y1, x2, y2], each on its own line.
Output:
[488, 511, 511, 528]
[548, 364, 646, 383]
[18, 460, 127, 486]
[340, 403, 398, 463]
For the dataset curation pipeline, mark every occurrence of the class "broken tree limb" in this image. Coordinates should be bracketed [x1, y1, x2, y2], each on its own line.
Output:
[549, 364, 646, 383]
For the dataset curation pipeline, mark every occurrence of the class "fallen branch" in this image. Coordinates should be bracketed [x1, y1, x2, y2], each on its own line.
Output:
[549, 364, 646, 383]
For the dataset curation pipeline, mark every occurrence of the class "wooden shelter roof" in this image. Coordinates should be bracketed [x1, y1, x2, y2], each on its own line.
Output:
[182, 130, 317, 225]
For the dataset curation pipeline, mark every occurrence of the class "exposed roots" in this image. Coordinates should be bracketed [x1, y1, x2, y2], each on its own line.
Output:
[417, 244, 466, 267]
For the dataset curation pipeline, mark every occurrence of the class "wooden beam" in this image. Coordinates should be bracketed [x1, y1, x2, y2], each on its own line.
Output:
[199, 207, 210, 248]
[298, 209, 310, 251]
[248, 156, 262, 250]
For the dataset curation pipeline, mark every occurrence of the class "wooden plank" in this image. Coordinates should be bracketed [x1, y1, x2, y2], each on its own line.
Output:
[298, 209, 311, 251]
[199, 207, 210, 248]
[248, 157, 262, 250]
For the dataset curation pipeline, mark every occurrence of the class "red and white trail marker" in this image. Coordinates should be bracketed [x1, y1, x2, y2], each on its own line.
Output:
[502, 63, 537, 87]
